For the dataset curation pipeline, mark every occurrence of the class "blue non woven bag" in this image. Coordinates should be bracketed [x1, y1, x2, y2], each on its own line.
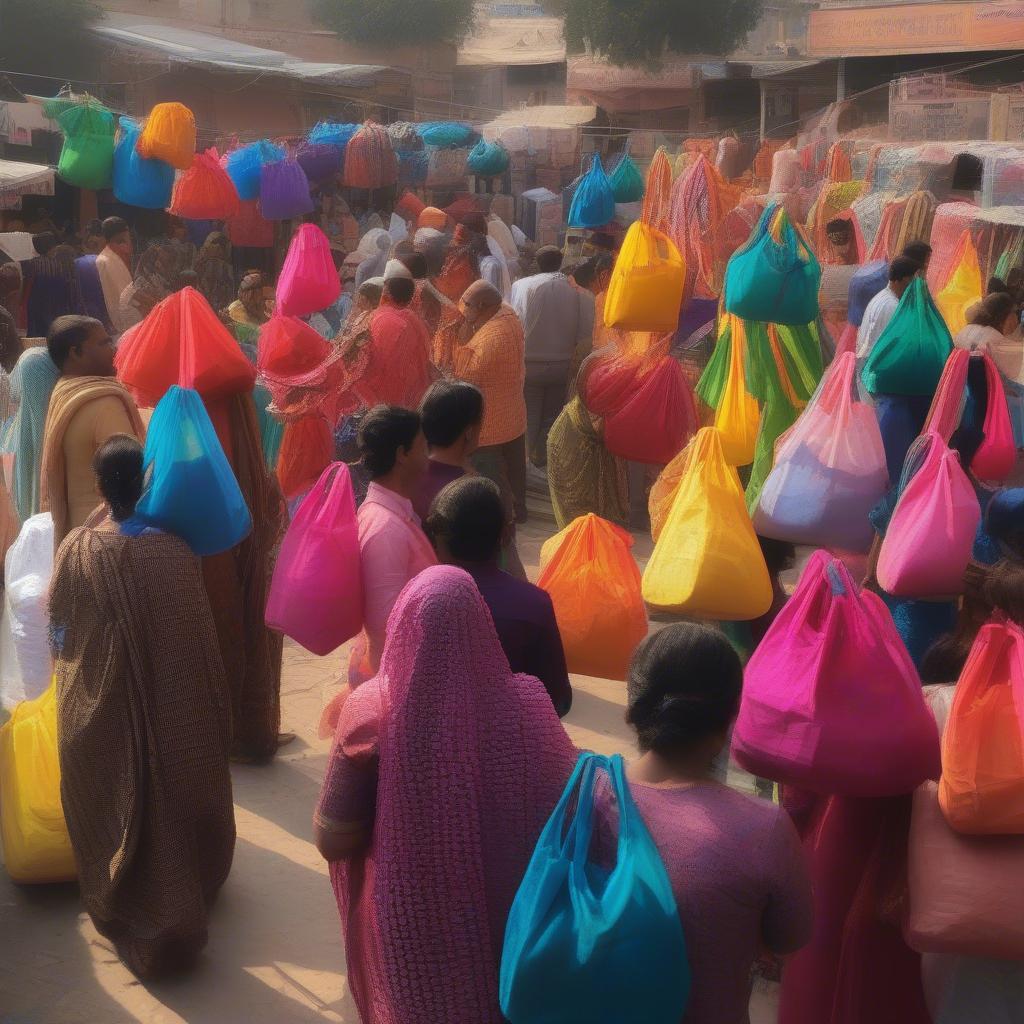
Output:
[135, 386, 253, 556]
[567, 155, 616, 229]
[226, 140, 285, 201]
[500, 752, 690, 1024]
[467, 139, 509, 177]
[847, 259, 889, 327]
[113, 117, 174, 210]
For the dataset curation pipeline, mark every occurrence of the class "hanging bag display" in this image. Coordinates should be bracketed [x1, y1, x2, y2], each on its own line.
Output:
[295, 141, 342, 184]
[537, 514, 648, 681]
[343, 122, 399, 189]
[724, 204, 821, 326]
[113, 117, 174, 210]
[135, 386, 252, 556]
[642, 427, 773, 620]
[861, 277, 953, 396]
[732, 550, 940, 796]
[936, 231, 983, 335]
[265, 462, 363, 655]
[568, 154, 616, 229]
[939, 620, 1024, 835]
[970, 352, 1016, 482]
[55, 100, 116, 191]
[276, 224, 342, 318]
[603, 222, 685, 333]
[500, 753, 690, 1024]
[609, 152, 645, 203]
[259, 158, 315, 221]
[136, 102, 195, 169]
[225, 140, 286, 201]
[754, 352, 889, 553]
[875, 431, 980, 599]
[169, 149, 240, 220]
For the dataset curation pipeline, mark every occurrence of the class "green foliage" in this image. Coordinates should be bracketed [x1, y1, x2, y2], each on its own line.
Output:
[311, 0, 476, 47]
[565, 0, 764, 65]
[1, 0, 102, 78]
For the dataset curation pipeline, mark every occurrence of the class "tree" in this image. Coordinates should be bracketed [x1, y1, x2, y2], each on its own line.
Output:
[1, 0, 102, 80]
[564, 0, 763, 66]
[311, 0, 475, 48]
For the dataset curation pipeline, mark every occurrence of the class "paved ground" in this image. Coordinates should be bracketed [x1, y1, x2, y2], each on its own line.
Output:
[0, 488, 778, 1023]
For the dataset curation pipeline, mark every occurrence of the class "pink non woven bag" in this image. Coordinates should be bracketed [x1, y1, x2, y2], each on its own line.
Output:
[876, 431, 980, 599]
[276, 223, 341, 318]
[732, 550, 940, 797]
[265, 462, 363, 656]
[970, 353, 1016, 483]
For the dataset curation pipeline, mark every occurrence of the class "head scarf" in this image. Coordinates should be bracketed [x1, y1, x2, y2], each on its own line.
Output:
[417, 207, 448, 231]
[338, 565, 575, 1023]
[5, 347, 60, 522]
[396, 191, 425, 221]
[354, 228, 392, 287]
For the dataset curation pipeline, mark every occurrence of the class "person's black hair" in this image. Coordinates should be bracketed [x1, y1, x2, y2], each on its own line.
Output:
[47, 314, 103, 369]
[889, 255, 920, 282]
[626, 623, 743, 756]
[988, 275, 1010, 296]
[32, 232, 56, 256]
[101, 216, 129, 242]
[426, 476, 504, 564]
[400, 252, 428, 280]
[570, 261, 596, 288]
[93, 434, 144, 522]
[357, 404, 421, 478]
[536, 246, 564, 273]
[419, 379, 483, 448]
[384, 276, 415, 305]
[826, 217, 852, 237]
[176, 269, 199, 290]
[974, 290, 1015, 329]
[757, 535, 796, 577]
[901, 241, 932, 265]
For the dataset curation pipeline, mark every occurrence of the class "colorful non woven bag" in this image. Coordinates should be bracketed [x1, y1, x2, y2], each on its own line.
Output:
[343, 122, 398, 189]
[169, 149, 240, 220]
[226, 199, 275, 248]
[602, 358, 697, 465]
[0, 679, 76, 883]
[55, 100, 115, 191]
[265, 462, 363, 655]
[259, 159, 315, 221]
[537, 514, 648, 681]
[467, 139, 509, 177]
[568, 154, 616, 229]
[732, 550, 940, 796]
[970, 353, 1016, 482]
[136, 102, 195, 169]
[500, 753, 690, 1024]
[609, 153, 645, 203]
[276, 224, 341, 318]
[113, 117, 174, 210]
[277, 414, 334, 501]
[258, 314, 330, 378]
[876, 431, 980, 599]
[939, 620, 1024, 835]
[135, 386, 252, 556]
[641, 428, 773, 620]
[754, 352, 888, 553]
[296, 141, 342, 183]
[936, 231, 983, 335]
[225, 140, 285, 201]
[724, 204, 821, 326]
[846, 259, 888, 327]
[603, 222, 685, 333]
[907, 780, 1024, 959]
[702, 316, 760, 467]
[861, 277, 952, 397]
[115, 287, 256, 407]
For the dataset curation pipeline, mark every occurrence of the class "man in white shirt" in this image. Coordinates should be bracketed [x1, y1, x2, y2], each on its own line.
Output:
[856, 255, 920, 362]
[510, 246, 590, 466]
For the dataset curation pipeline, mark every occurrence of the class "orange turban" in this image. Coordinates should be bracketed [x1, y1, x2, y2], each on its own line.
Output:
[417, 207, 448, 231]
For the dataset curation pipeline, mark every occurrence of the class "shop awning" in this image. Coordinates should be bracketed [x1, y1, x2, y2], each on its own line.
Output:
[0, 159, 55, 210]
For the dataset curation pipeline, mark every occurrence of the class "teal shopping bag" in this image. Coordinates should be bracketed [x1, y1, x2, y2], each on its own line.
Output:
[500, 752, 690, 1024]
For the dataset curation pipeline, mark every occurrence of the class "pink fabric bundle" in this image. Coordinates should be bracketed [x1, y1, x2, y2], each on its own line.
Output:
[926, 349, 969, 442]
[602, 357, 697, 465]
[876, 431, 980, 599]
[329, 566, 577, 1023]
[971, 353, 1016, 482]
[732, 550, 940, 797]
[265, 462, 362, 655]
[276, 224, 341, 318]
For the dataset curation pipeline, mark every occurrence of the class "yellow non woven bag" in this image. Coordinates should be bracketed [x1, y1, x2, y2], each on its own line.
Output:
[137, 102, 196, 170]
[0, 680, 76, 883]
[604, 222, 685, 333]
[538, 513, 648, 681]
[642, 427, 773, 620]
[936, 231, 983, 335]
[715, 316, 760, 467]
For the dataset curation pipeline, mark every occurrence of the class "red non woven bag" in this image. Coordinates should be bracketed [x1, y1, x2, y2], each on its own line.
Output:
[115, 287, 256, 407]
[168, 149, 240, 220]
[732, 549, 940, 797]
[265, 461, 363, 655]
[277, 414, 334, 500]
[226, 199, 275, 248]
[603, 357, 697, 465]
[276, 224, 341, 318]
[971, 353, 1016, 482]
[343, 122, 398, 189]
[582, 356, 642, 417]
[258, 315, 331, 378]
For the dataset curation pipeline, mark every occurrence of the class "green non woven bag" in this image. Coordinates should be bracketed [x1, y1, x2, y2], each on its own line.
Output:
[610, 153, 645, 203]
[861, 277, 953, 397]
[56, 102, 116, 190]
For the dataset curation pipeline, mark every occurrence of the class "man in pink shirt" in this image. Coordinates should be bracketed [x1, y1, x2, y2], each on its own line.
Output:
[350, 404, 436, 684]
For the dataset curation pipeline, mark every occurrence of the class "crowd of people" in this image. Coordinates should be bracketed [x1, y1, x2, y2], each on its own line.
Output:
[1, 178, 1023, 1024]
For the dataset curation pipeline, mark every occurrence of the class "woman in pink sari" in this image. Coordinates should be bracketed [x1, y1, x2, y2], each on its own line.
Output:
[314, 565, 576, 1023]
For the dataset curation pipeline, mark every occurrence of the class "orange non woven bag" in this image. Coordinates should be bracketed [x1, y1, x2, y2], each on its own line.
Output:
[277, 414, 335, 500]
[136, 102, 196, 170]
[641, 427, 772, 620]
[936, 231, 983, 335]
[537, 513, 648, 681]
[939, 620, 1024, 835]
[169, 149, 240, 220]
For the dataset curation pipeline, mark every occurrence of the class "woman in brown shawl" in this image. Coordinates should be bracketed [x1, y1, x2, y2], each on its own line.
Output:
[51, 436, 234, 979]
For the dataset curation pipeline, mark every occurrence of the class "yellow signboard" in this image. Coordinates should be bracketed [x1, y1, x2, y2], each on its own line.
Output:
[808, 0, 1024, 57]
